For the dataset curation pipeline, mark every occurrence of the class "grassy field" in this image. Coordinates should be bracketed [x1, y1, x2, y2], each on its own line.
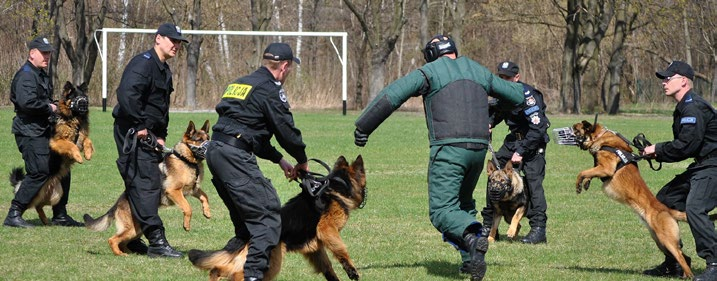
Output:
[0, 107, 703, 280]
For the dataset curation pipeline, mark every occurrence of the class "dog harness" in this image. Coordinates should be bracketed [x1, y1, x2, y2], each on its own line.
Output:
[597, 146, 639, 182]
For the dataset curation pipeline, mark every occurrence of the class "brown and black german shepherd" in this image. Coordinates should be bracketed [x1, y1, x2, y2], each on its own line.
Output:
[9, 81, 92, 225]
[83, 120, 212, 256]
[485, 160, 527, 243]
[572, 120, 692, 278]
[188, 155, 366, 281]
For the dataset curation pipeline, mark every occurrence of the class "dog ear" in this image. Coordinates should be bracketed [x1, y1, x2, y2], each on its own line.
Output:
[351, 155, 365, 185]
[201, 120, 211, 133]
[504, 161, 514, 173]
[63, 81, 74, 96]
[78, 82, 88, 93]
[334, 155, 349, 171]
[486, 160, 497, 174]
[186, 120, 196, 135]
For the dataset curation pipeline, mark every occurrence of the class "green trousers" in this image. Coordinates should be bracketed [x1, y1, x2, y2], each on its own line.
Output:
[428, 145, 486, 261]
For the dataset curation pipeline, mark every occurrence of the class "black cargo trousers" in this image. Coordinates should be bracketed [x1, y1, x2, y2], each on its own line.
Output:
[205, 140, 282, 280]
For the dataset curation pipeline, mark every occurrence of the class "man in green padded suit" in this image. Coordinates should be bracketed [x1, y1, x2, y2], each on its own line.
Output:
[352, 35, 524, 281]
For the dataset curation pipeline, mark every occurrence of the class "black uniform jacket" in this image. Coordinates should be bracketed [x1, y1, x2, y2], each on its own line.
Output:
[213, 66, 307, 165]
[112, 48, 173, 139]
[489, 82, 550, 156]
[10, 61, 54, 137]
[655, 91, 717, 166]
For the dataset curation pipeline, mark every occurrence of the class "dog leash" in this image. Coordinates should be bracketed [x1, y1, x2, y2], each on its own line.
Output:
[632, 133, 662, 171]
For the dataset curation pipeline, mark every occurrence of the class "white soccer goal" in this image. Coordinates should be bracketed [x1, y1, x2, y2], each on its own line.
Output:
[94, 28, 348, 114]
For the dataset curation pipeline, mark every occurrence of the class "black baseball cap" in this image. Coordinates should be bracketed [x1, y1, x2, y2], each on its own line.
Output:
[656, 60, 694, 80]
[156, 23, 189, 43]
[27, 36, 54, 52]
[497, 61, 519, 77]
[263, 43, 301, 64]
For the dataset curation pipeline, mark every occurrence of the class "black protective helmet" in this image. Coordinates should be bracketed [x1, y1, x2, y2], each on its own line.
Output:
[423, 35, 458, 63]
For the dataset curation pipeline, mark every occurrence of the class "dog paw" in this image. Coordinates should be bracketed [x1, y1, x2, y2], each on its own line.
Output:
[346, 268, 360, 280]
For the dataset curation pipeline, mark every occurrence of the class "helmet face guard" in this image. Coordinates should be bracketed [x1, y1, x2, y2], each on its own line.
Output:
[423, 35, 458, 63]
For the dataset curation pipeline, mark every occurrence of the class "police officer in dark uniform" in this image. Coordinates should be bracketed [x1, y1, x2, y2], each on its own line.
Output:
[642, 61, 717, 281]
[204, 42, 308, 281]
[480, 61, 550, 244]
[112, 23, 187, 258]
[4, 36, 83, 228]
[353, 35, 524, 281]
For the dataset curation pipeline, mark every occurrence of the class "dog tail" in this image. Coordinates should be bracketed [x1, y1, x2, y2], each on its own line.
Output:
[83, 194, 122, 232]
[9, 167, 24, 192]
[188, 248, 241, 270]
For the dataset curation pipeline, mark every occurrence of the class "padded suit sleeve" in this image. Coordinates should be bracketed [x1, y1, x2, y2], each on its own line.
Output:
[355, 70, 425, 134]
[487, 74, 524, 106]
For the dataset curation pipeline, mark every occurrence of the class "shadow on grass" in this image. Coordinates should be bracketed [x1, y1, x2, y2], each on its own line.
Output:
[360, 260, 467, 280]
[555, 265, 643, 276]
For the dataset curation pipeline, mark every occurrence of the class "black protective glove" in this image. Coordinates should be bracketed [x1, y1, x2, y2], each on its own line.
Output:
[354, 128, 368, 147]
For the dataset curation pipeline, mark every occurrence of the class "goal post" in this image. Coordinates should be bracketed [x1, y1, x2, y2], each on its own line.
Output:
[95, 28, 349, 114]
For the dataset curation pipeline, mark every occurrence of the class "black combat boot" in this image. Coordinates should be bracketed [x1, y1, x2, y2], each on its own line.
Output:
[643, 255, 690, 277]
[223, 236, 247, 252]
[3, 204, 33, 228]
[521, 227, 546, 244]
[463, 233, 489, 281]
[126, 238, 149, 255]
[51, 213, 84, 227]
[146, 228, 183, 258]
[695, 263, 717, 281]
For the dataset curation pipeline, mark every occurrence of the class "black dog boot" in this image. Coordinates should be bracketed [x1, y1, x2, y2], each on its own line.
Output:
[126, 238, 149, 255]
[463, 233, 489, 281]
[3, 205, 33, 228]
[521, 227, 546, 244]
[51, 213, 84, 227]
[643, 255, 690, 278]
[147, 228, 184, 258]
[694, 262, 717, 281]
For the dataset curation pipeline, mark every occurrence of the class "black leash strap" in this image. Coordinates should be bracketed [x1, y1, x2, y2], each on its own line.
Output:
[632, 133, 662, 171]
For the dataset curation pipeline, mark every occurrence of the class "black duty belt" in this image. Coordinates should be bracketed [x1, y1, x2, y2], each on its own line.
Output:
[212, 131, 252, 151]
[697, 151, 717, 163]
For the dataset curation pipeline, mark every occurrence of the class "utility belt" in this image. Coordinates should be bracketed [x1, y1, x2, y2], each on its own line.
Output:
[697, 151, 717, 163]
[212, 131, 252, 152]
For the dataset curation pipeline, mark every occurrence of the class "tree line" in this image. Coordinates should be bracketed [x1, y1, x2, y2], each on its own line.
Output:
[0, 0, 714, 115]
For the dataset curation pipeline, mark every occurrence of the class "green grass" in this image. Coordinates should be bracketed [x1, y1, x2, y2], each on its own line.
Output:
[0, 108, 703, 280]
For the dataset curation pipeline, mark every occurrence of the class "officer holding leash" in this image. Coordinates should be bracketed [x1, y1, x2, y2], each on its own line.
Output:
[642, 61, 717, 281]
[112, 23, 187, 258]
[203, 42, 308, 281]
[4, 36, 83, 228]
[353, 35, 524, 281]
[480, 61, 551, 244]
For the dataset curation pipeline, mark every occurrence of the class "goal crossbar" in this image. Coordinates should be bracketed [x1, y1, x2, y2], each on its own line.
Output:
[95, 28, 349, 114]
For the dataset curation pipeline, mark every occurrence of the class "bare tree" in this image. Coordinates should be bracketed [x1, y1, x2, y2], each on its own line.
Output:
[343, 0, 407, 107]
[184, 0, 203, 109]
[55, 0, 107, 86]
[601, 0, 635, 114]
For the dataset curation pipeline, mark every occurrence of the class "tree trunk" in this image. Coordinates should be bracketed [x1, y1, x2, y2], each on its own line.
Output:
[56, 0, 107, 86]
[250, 0, 272, 69]
[602, 1, 631, 115]
[559, 0, 580, 113]
[185, 0, 203, 109]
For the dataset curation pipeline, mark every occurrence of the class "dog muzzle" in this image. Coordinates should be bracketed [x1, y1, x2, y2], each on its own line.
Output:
[189, 141, 210, 160]
[70, 95, 89, 115]
[553, 127, 578, 146]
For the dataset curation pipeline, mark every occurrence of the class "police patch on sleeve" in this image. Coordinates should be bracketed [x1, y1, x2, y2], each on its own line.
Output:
[680, 117, 697, 124]
[524, 105, 539, 116]
[530, 113, 541, 125]
[279, 89, 288, 103]
[526, 96, 536, 106]
[222, 83, 252, 100]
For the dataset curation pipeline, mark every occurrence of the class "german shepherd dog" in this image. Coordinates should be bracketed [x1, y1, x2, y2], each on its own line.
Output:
[571, 120, 693, 278]
[485, 160, 527, 243]
[83, 120, 212, 256]
[9, 81, 92, 225]
[188, 155, 366, 281]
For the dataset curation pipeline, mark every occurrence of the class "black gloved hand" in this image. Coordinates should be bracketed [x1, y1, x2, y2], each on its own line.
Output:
[354, 128, 368, 147]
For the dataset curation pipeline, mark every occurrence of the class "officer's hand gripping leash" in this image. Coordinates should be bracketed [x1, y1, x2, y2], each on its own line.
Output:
[632, 133, 662, 171]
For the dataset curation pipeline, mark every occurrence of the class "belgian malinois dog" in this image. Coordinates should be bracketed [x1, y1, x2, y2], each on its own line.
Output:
[572, 120, 692, 278]
[83, 120, 212, 256]
[188, 155, 366, 281]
